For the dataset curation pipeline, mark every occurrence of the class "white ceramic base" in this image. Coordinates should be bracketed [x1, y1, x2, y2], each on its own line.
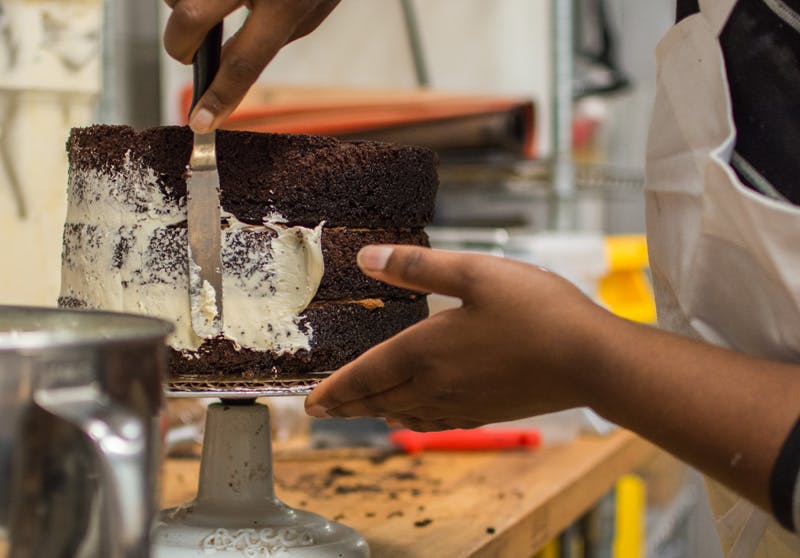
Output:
[153, 401, 369, 557]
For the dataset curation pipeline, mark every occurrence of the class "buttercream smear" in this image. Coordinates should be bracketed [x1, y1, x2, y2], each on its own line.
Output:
[186, 243, 220, 340]
[59, 150, 325, 355]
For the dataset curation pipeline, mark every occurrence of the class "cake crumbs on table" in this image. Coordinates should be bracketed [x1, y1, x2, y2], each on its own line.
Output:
[335, 484, 381, 494]
[390, 471, 418, 481]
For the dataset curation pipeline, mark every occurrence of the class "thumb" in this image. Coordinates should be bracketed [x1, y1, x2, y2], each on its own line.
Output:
[357, 245, 482, 300]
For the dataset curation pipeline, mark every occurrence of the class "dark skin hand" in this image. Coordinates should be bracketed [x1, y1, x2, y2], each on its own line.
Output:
[305, 245, 800, 516]
[162, 0, 340, 132]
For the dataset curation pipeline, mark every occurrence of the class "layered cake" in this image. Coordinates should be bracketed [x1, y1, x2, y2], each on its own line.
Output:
[59, 125, 437, 390]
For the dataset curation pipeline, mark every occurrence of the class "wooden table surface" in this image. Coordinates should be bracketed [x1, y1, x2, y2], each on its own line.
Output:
[162, 430, 657, 558]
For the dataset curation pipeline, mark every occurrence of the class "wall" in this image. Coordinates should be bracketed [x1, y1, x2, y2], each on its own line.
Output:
[0, 0, 102, 306]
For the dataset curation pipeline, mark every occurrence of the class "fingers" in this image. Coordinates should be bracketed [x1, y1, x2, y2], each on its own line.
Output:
[304, 306, 459, 414]
[323, 384, 467, 424]
[305, 331, 419, 414]
[187, 2, 312, 132]
[323, 380, 418, 418]
[357, 245, 486, 301]
[387, 416, 484, 432]
[323, 380, 480, 427]
[165, 1, 302, 133]
[288, 0, 341, 42]
[163, 0, 243, 64]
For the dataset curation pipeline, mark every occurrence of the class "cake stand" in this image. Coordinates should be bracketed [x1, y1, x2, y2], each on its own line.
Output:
[153, 377, 370, 557]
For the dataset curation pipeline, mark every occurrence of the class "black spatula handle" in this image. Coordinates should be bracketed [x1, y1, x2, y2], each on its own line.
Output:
[190, 22, 223, 114]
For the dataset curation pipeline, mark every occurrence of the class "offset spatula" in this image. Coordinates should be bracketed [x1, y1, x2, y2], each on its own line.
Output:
[187, 23, 224, 338]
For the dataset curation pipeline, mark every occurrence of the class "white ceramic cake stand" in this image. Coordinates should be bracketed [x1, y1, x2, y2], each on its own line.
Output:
[153, 381, 369, 558]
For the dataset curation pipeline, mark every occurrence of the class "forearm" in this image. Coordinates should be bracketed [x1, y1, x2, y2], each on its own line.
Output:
[582, 310, 800, 512]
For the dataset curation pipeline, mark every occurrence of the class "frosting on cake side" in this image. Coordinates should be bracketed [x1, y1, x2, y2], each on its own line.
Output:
[59, 150, 324, 354]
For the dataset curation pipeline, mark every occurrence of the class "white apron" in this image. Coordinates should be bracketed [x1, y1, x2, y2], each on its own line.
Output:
[645, 0, 800, 556]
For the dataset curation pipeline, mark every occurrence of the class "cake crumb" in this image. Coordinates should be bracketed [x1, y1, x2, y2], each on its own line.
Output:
[369, 450, 397, 465]
[335, 484, 381, 495]
[391, 471, 418, 481]
[328, 465, 356, 477]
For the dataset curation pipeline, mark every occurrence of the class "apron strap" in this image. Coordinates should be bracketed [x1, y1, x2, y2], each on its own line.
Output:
[715, 500, 770, 558]
[728, 508, 769, 558]
[699, 0, 738, 35]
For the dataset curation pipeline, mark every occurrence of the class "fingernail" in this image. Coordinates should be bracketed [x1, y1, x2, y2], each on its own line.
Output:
[189, 108, 214, 133]
[306, 404, 331, 419]
[358, 246, 393, 272]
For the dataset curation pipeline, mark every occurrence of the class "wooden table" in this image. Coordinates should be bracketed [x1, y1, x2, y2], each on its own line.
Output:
[162, 430, 657, 557]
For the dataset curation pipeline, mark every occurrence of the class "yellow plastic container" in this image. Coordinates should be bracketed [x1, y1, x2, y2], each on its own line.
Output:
[599, 235, 657, 324]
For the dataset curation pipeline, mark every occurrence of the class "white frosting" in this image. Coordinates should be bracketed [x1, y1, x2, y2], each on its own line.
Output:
[186, 241, 222, 339]
[220, 214, 324, 353]
[59, 152, 325, 354]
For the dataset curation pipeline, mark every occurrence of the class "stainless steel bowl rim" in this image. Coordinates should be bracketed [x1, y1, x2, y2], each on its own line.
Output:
[0, 305, 173, 351]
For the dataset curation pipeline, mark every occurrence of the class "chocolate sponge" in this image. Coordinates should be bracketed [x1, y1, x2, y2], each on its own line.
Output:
[67, 125, 439, 228]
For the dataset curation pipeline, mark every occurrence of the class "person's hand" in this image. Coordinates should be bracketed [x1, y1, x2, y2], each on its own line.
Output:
[304, 245, 614, 431]
[163, 0, 340, 133]
[313, 246, 800, 519]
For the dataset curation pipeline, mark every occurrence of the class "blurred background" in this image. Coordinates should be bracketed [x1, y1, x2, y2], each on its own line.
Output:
[0, 1, 724, 556]
[0, 0, 674, 306]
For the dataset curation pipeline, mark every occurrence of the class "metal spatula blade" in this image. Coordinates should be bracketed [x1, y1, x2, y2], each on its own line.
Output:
[187, 23, 223, 337]
[187, 131, 223, 337]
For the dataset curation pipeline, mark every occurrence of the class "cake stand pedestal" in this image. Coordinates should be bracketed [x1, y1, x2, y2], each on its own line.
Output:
[153, 399, 369, 557]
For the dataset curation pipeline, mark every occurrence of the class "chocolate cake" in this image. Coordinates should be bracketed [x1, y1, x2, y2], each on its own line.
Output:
[59, 125, 438, 391]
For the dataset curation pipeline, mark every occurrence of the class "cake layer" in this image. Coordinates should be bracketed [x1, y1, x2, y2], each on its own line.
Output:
[61, 140, 430, 354]
[320, 227, 429, 299]
[61, 221, 428, 300]
[168, 297, 428, 382]
[67, 125, 439, 228]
